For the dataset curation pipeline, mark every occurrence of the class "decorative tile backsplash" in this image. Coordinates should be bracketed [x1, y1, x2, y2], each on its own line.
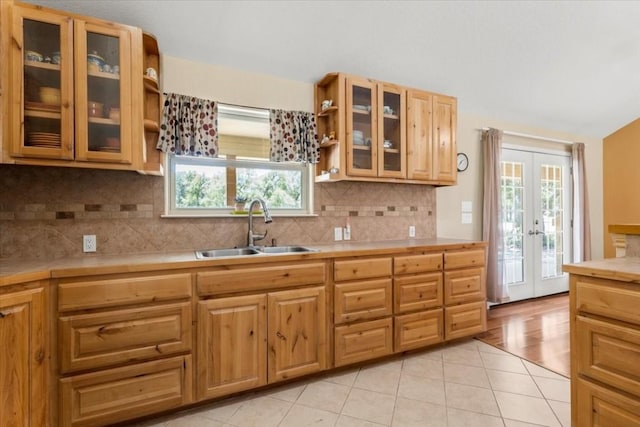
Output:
[0, 165, 436, 260]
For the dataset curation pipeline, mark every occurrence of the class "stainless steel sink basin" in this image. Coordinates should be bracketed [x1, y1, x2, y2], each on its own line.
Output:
[257, 245, 317, 254]
[196, 247, 261, 258]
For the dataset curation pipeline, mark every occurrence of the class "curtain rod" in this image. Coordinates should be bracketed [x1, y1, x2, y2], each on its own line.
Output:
[480, 128, 573, 145]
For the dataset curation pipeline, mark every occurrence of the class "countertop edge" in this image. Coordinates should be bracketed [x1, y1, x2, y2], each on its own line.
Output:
[1, 238, 488, 285]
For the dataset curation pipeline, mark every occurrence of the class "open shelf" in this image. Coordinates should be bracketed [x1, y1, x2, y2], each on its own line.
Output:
[88, 117, 120, 125]
[144, 119, 160, 132]
[88, 70, 119, 80]
[320, 139, 339, 148]
[317, 106, 338, 117]
[143, 76, 159, 92]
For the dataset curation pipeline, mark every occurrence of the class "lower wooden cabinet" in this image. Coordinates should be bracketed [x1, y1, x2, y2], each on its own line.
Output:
[0, 286, 47, 427]
[59, 355, 192, 427]
[444, 301, 486, 340]
[197, 295, 267, 400]
[576, 377, 640, 427]
[395, 309, 443, 352]
[334, 317, 393, 367]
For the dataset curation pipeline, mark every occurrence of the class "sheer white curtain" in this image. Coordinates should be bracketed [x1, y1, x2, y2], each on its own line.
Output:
[572, 143, 591, 262]
[482, 128, 509, 303]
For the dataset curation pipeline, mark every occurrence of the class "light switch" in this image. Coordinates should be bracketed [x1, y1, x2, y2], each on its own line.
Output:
[461, 212, 472, 224]
[461, 201, 472, 212]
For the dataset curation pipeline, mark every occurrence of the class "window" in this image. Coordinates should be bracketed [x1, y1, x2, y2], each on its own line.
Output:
[165, 104, 314, 216]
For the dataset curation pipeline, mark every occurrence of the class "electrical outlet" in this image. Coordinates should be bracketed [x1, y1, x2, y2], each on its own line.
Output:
[83, 235, 97, 252]
[334, 227, 343, 241]
[409, 225, 416, 238]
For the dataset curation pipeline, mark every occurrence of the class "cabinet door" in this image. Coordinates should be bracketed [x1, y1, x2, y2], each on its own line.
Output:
[10, 5, 74, 160]
[378, 83, 406, 178]
[433, 95, 457, 183]
[197, 295, 267, 400]
[74, 19, 134, 164]
[346, 76, 378, 177]
[406, 90, 433, 181]
[576, 377, 640, 427]
[268, 286, 327, 382]
[0, 288, 46, 427]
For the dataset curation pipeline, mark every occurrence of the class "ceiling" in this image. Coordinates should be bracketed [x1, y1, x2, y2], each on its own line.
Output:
[23, 0, 640, 139]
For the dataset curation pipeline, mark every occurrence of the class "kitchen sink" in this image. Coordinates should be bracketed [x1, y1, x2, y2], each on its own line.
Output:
[196, 245, 316, 259]
[196, 247, 261, 258]
[257, 245, 317, 254]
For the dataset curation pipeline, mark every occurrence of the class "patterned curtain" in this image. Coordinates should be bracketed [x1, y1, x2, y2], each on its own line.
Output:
[157, 93, 218, 156]
[269, 109, 319, 163]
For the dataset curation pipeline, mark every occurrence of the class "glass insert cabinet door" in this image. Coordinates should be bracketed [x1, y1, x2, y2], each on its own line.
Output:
[11, 7, 74, 159]
[378, 84, 406, 178]
[346, 77, 377, 177]
[74, 20, 132, 164]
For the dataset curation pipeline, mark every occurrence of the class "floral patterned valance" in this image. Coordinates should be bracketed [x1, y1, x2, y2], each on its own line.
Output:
[269, 109, 319, 164]
[157, 93, 218, 157]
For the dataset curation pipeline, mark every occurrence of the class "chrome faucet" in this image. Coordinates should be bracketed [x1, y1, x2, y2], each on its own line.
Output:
[247, 198, 273, 247]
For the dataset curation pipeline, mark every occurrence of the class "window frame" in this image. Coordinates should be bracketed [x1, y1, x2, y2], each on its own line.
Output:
[163, 154, 315, 218]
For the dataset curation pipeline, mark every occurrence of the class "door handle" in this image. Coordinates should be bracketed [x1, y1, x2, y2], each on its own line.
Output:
[528, 230, 543, 236]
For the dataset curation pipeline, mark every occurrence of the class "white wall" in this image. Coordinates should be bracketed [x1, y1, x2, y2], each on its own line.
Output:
[162, 56, 604, 260]
[437, 113, 603, 260]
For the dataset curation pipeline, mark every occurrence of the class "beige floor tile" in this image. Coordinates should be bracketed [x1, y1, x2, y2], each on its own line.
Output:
[324, 367, 360, 387]
[475, 340, 509, 355]
[278, 404, 339, 427]
[446, 339, 481, 352]
[263, 382, 307, 402]
[226, 396, 292, 427]
[391, 397, 447, 427]
[296, 380, 351, 413]
[444, 382, 500, 416]
[504, 420, 548, 427]
[486, 369, 543, 398]
[402, 354, 444, 380]
[353, 365, 401, 396]
[480, 352, 528, 374]
[165, 414, 226, 427]
[446, 407, 504, 427]
[548, 399, 571, 427]
[197, 398, 245, 422]
[494, 391, 561, 427]
[532, 376, 570, 403]
[397, 372, 446, 405]
[370, 358, 404, 373]
[444, 362, 491, 388]
[523, 360, 568, 380]
[418, 346, 445, 361]
[341, 388, 396, 426]
[335, 414, 387, 427]
[442, 347, 484, 368]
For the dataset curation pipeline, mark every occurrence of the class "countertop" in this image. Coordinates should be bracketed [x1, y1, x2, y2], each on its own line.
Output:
[563, 257, 640, 283]
[0, 238, 487, 287]
[608, 224, 640, 235]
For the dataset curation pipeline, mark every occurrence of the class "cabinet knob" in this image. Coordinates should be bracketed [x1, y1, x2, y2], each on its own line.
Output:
[0, 312, 5, 318]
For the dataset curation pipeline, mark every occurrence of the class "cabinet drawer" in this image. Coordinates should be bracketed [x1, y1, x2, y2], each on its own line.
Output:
[444, 301, 486, 340]
[334, 318, 393, 367]
[575, 275, 640, 326]
[395, 272, 443, 313]
[395, 309, 443, 352]
[58, 273, 192, 312]
[59, 355, 192, 427]
[197, 262, 326, 296]
[576, 377, 640, 427]
[334, 279, 392, 324]
[577, 315, 640, 398]
[59, 302, 192, 373]
[334, 257, 392, 282]
[394, 253, 443, 275]
[444, 268, 486, 305]
[444, 250, 486, 270]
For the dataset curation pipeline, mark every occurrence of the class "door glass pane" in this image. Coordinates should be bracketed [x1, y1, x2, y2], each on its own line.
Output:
[382, 91, 401, 172]
[86, 32, 121, 153]
[351, 85, 372, 170]
[501, 161, 525, 285]
[23, 19, 62, 149]
[540, 164, 565, 279]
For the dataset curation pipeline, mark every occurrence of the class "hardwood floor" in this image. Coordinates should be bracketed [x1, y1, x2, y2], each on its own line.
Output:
[477, 292, 570, 377]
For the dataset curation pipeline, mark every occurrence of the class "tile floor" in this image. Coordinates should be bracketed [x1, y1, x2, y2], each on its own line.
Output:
[131, 339, 570, 427]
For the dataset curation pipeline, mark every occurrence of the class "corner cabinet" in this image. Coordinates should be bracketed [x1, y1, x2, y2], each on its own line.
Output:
[315, 72, 455, 186]
[2, 1, 161, 173]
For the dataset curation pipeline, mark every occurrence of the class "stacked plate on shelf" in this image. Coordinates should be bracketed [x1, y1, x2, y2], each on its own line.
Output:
[353, 130, 365, 145]
[27, 132, 61, 148]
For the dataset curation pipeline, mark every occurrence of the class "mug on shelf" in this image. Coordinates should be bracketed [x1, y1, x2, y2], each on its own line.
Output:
[145, 67, 157, 81]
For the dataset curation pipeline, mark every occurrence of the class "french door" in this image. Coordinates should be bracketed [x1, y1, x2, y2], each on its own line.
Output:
[501, 148, 572, 302]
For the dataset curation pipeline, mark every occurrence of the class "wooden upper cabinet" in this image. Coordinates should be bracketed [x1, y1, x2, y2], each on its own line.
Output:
[5, 1, 148, 171]
[315, 73, 456, 185]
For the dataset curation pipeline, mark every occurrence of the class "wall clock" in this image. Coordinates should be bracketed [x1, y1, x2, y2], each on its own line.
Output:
[457, 152, 469, 172]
